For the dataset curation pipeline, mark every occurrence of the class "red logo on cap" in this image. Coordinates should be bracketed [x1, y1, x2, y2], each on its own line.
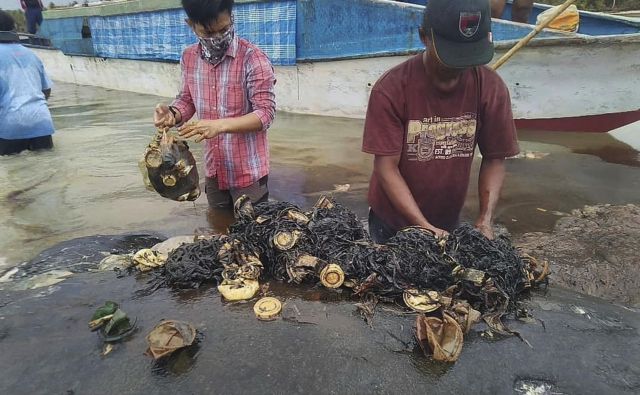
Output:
[459, 11, 481, 38]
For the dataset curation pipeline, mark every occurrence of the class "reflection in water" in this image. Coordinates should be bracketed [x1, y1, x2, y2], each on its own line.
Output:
[518, 129, 640, 167]
[206, 207, 235, 234]
[1, 82, 639, 268]
[410, 348, 454, 378]
[610, 121, 640, 151]
[151, 339, 202, 377]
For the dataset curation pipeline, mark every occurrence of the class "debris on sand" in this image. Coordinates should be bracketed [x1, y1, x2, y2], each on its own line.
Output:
[89, 301, 137, 343]
[137, 195, 547, 362]
[146, 320, 197, 360]
[517, 204, 640, 307]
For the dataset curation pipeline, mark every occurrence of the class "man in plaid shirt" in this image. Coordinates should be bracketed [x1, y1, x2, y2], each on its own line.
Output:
[154, 0, 276, 209]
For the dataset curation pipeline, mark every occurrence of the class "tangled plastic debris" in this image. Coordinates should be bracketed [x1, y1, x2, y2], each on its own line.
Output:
[140, 129, 200, 202]
[137, 195, 548, 362]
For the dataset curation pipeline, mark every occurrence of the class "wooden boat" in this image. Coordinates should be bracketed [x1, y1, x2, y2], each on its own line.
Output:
[31, 0, 640, 132]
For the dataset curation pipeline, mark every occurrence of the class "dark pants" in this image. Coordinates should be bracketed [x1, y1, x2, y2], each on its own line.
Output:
[26, 7, 43, 34]
[205, 175, 269, 209]
[0, 135, 53, 155]
[368, 209, 396, 244]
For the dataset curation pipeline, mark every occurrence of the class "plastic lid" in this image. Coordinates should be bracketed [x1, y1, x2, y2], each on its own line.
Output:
[254, 297, 282, 321]
[162, 175, 177, 187]
[145, 149, 162, 168]
[320, 264, 345, 289]
[273, 231, 300, 251]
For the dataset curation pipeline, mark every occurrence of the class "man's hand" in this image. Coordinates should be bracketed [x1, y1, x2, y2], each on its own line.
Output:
[474, 220, 495, 240]
[425, 224, 449, 239]
[178, 119, 229, 143]
[154, 103, 177, 129]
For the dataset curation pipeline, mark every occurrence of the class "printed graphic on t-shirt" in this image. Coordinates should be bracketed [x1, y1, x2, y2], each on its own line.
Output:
[406, 113, 477, 161]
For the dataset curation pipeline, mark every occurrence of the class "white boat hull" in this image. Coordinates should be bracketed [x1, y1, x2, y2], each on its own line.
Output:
[33, 34, 640, 132]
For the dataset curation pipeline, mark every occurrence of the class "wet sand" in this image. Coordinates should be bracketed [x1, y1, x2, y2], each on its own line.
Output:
[517, 203, 640, 307]
[0, 267, 638, 395]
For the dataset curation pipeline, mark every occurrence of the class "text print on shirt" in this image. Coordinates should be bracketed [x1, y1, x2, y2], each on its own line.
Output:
[406, 113, 477, 162]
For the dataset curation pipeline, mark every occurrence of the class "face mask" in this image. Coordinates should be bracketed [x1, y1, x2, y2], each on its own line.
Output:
[198, 21, 235, 65]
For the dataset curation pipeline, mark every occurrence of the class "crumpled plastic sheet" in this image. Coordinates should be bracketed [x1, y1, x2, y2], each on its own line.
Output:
[146, 320, 196, 360]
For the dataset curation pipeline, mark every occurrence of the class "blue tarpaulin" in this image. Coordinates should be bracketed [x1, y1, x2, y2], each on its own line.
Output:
[40, 16, 95, 56]
[88, 1, 296, 65]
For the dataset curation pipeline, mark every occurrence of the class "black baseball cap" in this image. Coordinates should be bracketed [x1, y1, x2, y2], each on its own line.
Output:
[423, 0, 494, 68]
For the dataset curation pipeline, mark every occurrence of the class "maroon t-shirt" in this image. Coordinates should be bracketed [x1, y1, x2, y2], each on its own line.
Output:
[362, 54, 519, 232]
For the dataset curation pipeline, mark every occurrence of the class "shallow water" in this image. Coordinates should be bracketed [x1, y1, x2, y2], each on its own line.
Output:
[1, 82, 639, 267]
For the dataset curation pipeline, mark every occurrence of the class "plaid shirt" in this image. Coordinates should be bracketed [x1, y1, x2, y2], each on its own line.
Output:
[171, 36, 276, 190]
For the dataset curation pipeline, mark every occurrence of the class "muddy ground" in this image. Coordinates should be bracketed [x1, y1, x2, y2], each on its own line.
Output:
[516, 204, 640, 307]
[0, 269, 639, 395]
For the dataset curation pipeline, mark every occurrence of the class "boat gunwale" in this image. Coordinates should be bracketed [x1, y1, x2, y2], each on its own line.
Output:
[44, 0, 640, 28]
[297, 32, 640, 63]
[27, 32, 640, 63]
[527, 1, 640, 27]
[42, 0, 283, 19]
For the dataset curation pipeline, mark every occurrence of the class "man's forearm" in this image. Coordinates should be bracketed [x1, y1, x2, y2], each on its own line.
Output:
[477, 157, 506, 225]
[374, 156, 434, 230]
[218, 113, 263, 134]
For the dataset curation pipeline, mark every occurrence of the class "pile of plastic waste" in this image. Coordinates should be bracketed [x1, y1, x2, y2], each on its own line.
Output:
[130, 195, 548, 362]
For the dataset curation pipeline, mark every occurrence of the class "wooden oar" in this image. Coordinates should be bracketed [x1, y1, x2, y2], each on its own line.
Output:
[491, 0, 578, 70]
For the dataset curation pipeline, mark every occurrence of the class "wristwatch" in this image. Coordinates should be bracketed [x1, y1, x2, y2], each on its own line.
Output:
[168, 106, 178, 119]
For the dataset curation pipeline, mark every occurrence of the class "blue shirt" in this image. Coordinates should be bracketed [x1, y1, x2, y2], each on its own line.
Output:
[0, 44, 55, 140]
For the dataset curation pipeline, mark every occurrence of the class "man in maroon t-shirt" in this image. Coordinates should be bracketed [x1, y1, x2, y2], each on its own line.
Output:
[362, 0, 519, 243]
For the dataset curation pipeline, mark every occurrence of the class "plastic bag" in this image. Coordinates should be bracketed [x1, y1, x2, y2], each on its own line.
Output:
[536, 5, 580, 33]
[415, 313, 464, 362]
[141, 129, 201, 202]
[146, 320, 196, 360]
